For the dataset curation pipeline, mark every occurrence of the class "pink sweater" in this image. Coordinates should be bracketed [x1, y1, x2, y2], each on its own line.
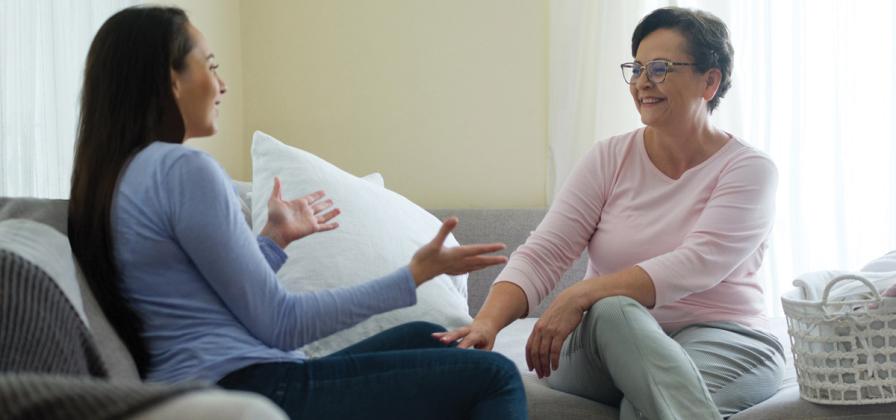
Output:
[497, 128, 777, 333]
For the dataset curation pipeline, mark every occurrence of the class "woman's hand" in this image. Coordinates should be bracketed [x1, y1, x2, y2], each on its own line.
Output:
[408, 217, 507, 287]
[526, 285, 588, 378]
[261, 177, 341, 248]
[432, 319, 500, 350]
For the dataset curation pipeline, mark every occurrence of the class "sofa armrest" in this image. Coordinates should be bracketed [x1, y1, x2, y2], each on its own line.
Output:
[129, 389, 287, 420]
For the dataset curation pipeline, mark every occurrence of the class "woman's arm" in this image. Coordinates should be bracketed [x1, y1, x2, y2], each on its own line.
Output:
[165, 152, 417, 350]
[637, 154, 777, 307]
[435, 141, 614, 349]
[166, 151, 506, 350]
[433, 282, 528, 350]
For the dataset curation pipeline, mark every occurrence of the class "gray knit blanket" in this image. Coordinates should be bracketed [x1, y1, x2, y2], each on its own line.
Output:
[0, 249, 200, 420]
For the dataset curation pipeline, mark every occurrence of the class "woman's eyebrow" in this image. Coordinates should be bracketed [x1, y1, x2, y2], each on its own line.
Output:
[635, 56, 674, 63]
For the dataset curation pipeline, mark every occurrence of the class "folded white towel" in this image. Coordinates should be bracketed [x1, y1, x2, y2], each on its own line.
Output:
[861, 250, 896, 273]
[792, 270, 896, 303]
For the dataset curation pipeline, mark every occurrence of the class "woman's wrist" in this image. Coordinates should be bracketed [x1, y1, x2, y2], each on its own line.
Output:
[471, 315, 504, 335]
[260, 224, 288, 249]
[408, 260, 432, 287]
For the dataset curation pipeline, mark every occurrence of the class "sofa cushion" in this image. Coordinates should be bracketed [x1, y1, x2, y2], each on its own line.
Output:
[493, 318, 618, 419]
[130, 389, 288, 420]
[0, 239, 105, 376]
[0, 219, 88, 325]
[0, 197, 140, 382]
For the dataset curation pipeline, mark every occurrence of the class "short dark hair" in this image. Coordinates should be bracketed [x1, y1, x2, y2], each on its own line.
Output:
[631, 7, 733, 113]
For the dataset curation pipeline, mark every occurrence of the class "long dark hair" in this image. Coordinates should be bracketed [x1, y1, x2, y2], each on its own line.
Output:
[68, 6, 193, 378]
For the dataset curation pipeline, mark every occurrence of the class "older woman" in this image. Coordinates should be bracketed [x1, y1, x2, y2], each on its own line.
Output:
[438, 7, 785, 420]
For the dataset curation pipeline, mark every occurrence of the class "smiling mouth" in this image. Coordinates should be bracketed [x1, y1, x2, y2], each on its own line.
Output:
[640, 97, 665, 104]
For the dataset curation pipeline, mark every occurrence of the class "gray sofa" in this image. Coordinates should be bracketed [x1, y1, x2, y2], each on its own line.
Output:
[431, 208, 896, 420]
[0, 197, 287, 420]
[2, 196, 894, 419]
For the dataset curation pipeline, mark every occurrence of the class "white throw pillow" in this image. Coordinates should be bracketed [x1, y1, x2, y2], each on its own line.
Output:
[0, 219, 89, 326]
[250, 131, 471, 356]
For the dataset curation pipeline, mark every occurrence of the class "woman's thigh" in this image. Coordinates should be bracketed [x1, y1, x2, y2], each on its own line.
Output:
[219, 348, 525, 420]
[329, 321, 449, 356]
[672, 322, 785, 417]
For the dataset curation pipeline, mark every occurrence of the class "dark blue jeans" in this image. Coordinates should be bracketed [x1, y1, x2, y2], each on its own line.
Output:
[217, 322, 527, 420]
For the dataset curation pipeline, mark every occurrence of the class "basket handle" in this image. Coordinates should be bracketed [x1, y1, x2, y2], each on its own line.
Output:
[820, 274, 882, 310]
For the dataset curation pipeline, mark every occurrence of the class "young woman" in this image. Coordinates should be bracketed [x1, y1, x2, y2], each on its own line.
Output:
[68, 6, 526, 420]
[439, 7, 785, 420]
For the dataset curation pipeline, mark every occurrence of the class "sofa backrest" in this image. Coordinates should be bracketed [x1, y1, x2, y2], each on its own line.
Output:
[429, 209, 588, 318]
[0, 197, 583, 382]
[0, 197, 141, 383]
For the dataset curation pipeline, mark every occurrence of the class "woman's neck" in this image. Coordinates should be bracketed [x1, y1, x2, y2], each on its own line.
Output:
[644, 122, 729, 179]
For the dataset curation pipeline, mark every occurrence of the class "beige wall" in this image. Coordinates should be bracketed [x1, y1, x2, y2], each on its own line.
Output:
[174, 0, 250, 180]
[181, 0, 548, 207]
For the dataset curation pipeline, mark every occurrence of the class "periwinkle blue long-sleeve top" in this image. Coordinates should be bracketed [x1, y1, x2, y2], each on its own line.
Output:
[112, 142, 416, 383]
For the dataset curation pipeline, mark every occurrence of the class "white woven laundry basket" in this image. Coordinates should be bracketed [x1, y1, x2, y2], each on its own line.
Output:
[781, 274, 896, 405]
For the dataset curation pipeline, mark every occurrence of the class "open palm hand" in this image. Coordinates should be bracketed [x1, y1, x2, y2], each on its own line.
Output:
[262, 176, 340, 248]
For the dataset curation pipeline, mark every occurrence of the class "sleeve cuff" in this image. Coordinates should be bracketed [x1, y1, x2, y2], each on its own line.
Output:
[636, 259, 672, 308]
[396, 266, 418, 307]
[256, 236, 288, 271]
[494, 264, 542, 317]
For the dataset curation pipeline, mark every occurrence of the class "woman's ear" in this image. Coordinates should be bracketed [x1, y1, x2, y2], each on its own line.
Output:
[170, 68, 181, 100]
[703, 68, 722, 102]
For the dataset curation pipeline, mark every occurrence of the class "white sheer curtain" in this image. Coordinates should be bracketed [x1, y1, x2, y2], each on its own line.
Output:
[0, 0, 136, 198]
[549, 0, 896, 315]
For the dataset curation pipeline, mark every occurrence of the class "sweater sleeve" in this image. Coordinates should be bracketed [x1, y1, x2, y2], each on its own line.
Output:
[637, 154, 778, 307]
[256, 236, 287, 271]
[163, 152, 417, 350]
[495, 144, 610, 314]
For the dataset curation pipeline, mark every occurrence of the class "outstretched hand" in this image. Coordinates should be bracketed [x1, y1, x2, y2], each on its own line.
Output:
[261, 176, 341, 248]
[409, 217, 508, 286]
[432, 320, 499, 350]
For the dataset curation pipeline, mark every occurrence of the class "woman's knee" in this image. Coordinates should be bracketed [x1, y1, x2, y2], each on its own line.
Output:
[470, 351, 522, 385]
[585, 296, 643, 330]
[589, 295, 640, 315]
[396, 321, 446, 335]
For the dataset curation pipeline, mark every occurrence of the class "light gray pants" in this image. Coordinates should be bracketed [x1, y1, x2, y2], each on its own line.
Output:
[546, 296, 785, 420]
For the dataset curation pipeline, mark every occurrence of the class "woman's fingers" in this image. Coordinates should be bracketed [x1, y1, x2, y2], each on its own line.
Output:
[455, 243, 506, 257]
[431, 217, 459, 246]
[303, 190, 325, 203]
[434, 324, 496, 350]
[269, 176, 283, 202]
[310, 198, 333, 213]
[316, 222, 339, 232]
[432, 326, 468, 341]
[550, 334, 564, 371]
[456, 336, 479, 349]
[539, 333, 553, 378]
[525, 327, 537, 372]
[443, 255, 508, 276]
[318, 208, 341, 223]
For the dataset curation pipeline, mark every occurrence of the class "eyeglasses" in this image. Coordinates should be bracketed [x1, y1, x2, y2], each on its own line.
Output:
[620, 60, 695, 84]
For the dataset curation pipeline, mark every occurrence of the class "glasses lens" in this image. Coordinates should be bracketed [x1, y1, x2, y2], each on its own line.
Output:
[622, 64, 641, 84]
[646, 61, 670, 83]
